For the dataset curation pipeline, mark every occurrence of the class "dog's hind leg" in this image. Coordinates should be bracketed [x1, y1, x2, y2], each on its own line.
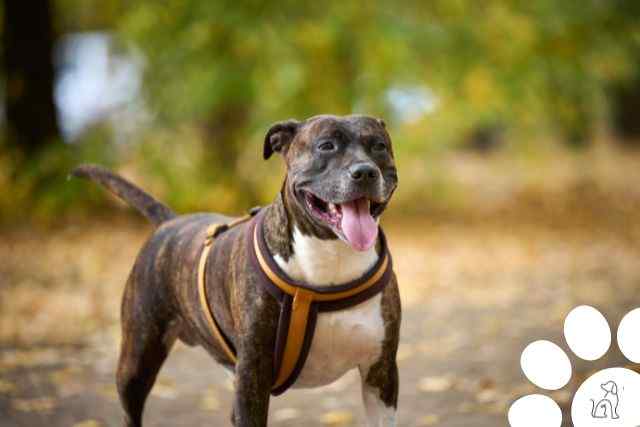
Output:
[116, 278, 178, 427]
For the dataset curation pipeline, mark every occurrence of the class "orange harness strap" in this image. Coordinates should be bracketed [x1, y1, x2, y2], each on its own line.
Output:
[251, 225, 390, 390]
[273, 288, 314, 389]
[197, 215, 253, 364]
[198, 209, 392, 396]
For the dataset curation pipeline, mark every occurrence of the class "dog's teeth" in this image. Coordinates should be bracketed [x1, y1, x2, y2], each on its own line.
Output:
[329, 203, 337, 213]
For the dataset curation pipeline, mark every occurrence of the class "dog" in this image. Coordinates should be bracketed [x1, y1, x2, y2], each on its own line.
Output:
[73, 114, 400, 427]
[590, 380, 620, 419]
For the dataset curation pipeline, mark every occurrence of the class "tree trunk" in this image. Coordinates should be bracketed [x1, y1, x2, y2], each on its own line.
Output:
[3, 0, 60, 157]
[610, 76, 640, 147]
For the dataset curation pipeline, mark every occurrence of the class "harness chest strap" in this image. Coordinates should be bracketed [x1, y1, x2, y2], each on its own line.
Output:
[197, 216, 254, 364]
[275, 288, 313, 389]
[197, 210, 393, 395]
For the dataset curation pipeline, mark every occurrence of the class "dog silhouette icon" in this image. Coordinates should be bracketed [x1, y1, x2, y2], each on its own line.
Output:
[590, 380, 620, 419]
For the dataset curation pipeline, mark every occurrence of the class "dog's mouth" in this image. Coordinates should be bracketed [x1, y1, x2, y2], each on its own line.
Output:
[302, 190, 384, 251]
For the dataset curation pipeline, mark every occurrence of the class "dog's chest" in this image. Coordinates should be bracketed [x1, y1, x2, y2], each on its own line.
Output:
[274, 229, 385, 388]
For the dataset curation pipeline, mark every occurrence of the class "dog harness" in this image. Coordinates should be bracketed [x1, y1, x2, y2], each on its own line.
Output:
[197, 209, 393, 395]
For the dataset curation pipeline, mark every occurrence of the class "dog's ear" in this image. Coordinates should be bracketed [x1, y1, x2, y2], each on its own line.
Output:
[601, 381, 617, 393]
[263, 119, 299, 160]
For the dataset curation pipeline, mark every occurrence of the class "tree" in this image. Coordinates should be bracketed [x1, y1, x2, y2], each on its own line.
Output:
[610, 74, 640, 146]
[3, 0, 60, 159]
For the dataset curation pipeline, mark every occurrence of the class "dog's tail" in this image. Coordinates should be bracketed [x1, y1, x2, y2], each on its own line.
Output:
[71, 164, 176, 226]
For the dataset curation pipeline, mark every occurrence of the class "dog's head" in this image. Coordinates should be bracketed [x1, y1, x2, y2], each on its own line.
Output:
[601, 381, 618, 395]
[263, 114, 398, 251]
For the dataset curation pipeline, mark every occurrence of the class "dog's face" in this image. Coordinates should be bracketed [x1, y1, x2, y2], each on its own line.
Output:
[600, 381, 618, 395]
[264, 114, 398, 251]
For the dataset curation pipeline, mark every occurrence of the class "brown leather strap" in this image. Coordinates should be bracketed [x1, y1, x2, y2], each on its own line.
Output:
[198, 208, 393, 396]
[272, 288, 314, 389]
[197, 215, 253, 364]
[249, 210, 393, 395]
[252, 225, 389, 301]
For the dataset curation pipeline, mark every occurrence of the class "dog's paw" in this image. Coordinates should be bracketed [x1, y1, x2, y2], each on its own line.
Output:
[508, 306, 640, 427]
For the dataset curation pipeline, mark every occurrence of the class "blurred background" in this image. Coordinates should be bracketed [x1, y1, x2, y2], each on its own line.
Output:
[1, 1, 640, 426]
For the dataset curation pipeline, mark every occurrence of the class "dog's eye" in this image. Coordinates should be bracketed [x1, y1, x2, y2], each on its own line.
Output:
[371, 141, 387, 153]
[318, 141, 337, 152]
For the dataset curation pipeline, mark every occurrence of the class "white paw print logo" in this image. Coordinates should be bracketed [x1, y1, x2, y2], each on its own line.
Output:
[508, 306, 640, 427]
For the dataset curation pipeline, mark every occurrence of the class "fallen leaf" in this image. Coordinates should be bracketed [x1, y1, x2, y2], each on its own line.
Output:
[0, 348, 64, 371]
[273, 407, 300, 422]
[321, 410, 354, 426]
[98, 383, 118, 401]
[73, 420, 101, 427]
[475, 388, 498, 403]
[418, 414, 440, 425]
[200, 388, 220, 412]
[224, 378, 235, 391]
[0, 379, 16, 394]
[396, 343, 415, 362]
[12, 397, 56, 412]
[151, 377, 177, 399]
[456, 401, 475, 413]
[418, 376, 454, 393]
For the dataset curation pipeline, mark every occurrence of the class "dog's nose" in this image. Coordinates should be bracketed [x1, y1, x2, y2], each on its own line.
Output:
[348, 163, 380, 183]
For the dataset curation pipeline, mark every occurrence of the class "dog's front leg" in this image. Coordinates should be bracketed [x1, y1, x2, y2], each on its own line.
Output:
[232, 339, 273, 427]
[359, 359, 398, 427]
[359, 280, 401, 427]
[231, 290, 277, 427]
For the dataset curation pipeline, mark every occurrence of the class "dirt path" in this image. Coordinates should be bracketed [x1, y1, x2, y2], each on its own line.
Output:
[2, 218, 640, 426]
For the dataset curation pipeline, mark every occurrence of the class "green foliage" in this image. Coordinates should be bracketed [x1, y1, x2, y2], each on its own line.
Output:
[5, 0, 640, 221]
[0, 127, 119, 224]
[116, 0, 640, 137]
[113, 1, 640, 206]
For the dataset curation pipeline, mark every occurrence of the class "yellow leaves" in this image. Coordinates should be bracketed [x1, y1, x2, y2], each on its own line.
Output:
[72, 420, 101, 427]
[200, 388, 221, 411]
[224, 377, 235, 392]
[396, 343, 415, 363]
[476, 387, 499, 403]
[295, 21, 332, 53]
[0, 349, 65, 371]
[48, 366, 81, 384]
[463, 67, 501, 110]
[0, 379, 16, 394]
[98, 383, 119, 401]
[184, 22, 214, 51]
[418, 414, 441, 426]
[11, 397, 56, 412]
[273, 407, 301, 422]
[415, 373, 513, 418]
[49, 366, 85, 398]
[482, 3, 537, 61]
[321, 410, 354, 426]
[418, 376, 454, 393]
[2, 163, 640, 426]
[150, 376, 178, 399]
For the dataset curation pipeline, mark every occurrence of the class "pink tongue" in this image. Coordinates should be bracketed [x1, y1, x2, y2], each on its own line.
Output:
[340, 198, 378, 251]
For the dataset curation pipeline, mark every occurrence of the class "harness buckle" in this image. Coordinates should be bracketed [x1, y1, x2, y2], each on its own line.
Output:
[205, 224, 225, 246]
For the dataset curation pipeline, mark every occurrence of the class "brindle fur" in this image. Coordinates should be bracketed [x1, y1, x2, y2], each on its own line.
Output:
[73, 114, 400, 427]
[364, 276, 401, 407]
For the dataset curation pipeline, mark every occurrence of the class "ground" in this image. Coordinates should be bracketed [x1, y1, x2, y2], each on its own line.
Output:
[2, 207, 640, 426]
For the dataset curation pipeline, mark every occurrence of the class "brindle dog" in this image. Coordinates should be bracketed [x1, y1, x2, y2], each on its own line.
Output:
[73, 114, 400, 427]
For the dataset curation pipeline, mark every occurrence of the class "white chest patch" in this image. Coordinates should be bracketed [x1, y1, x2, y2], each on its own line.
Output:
[273, 228, 385, 388]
